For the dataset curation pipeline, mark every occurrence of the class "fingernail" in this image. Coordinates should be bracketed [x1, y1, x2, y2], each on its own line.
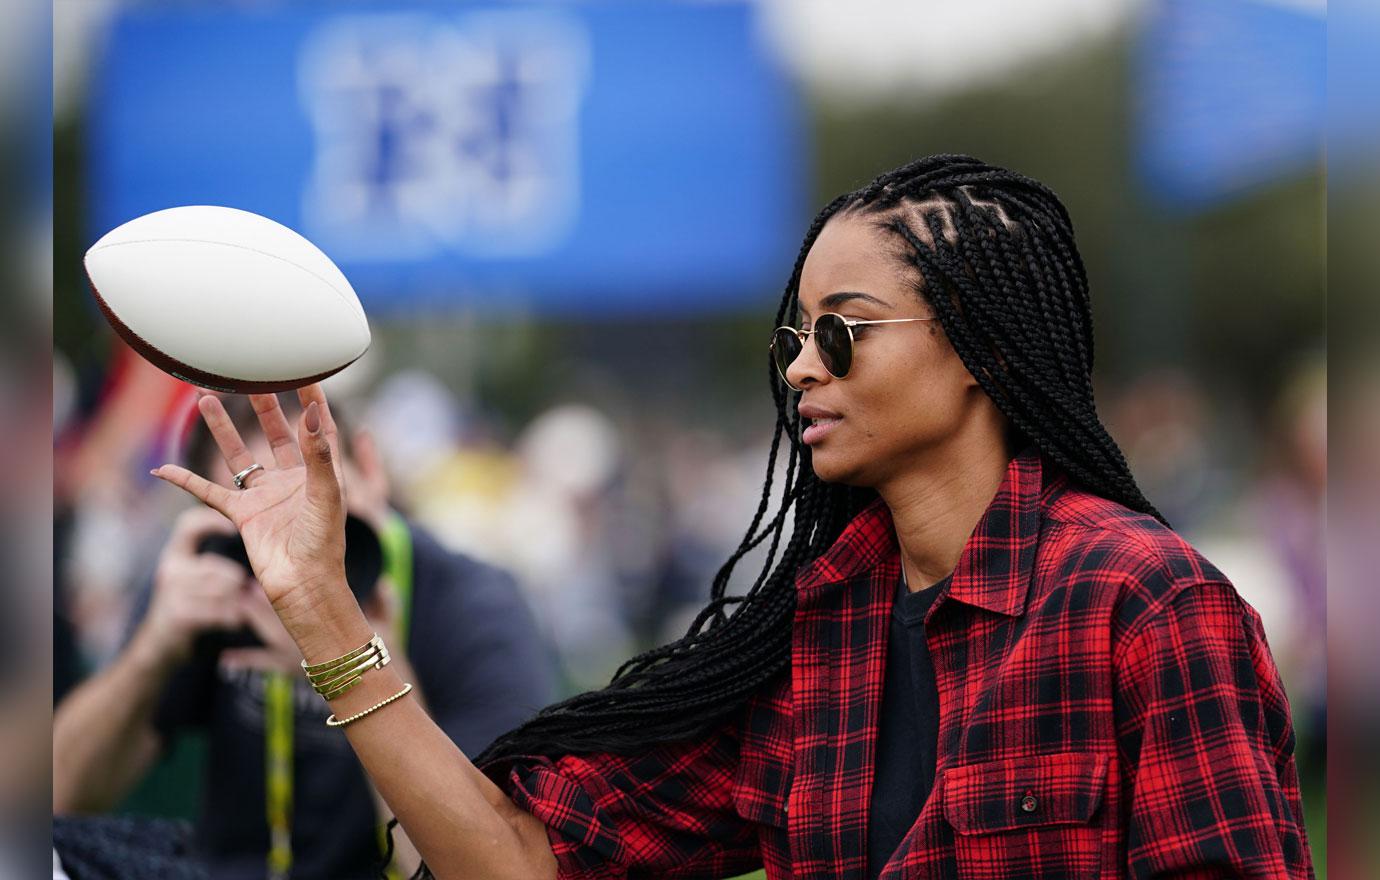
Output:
[305, 401, 321, 433]
[149, 467, 161, 477]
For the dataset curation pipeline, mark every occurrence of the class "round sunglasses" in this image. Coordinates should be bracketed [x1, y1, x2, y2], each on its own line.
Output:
[770, 313, 938, 390]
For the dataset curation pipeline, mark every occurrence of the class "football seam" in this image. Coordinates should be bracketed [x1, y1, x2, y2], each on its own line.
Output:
[87, 238, 368, 330]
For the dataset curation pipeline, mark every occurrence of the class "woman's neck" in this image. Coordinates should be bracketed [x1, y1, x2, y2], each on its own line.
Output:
[879, 437, 1015, 592]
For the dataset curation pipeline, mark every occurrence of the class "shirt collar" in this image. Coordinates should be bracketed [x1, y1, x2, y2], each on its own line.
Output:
[794, 447, 1055, 617]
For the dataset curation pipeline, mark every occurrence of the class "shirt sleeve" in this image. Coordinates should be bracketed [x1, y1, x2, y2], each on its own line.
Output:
[1114, 581, 1316, 879]
[484, 721, 761, 880]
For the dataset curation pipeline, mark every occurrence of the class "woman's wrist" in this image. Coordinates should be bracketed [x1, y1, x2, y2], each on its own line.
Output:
[298, 616, 376, 668]
[272, 574, 376, 666]
[322, 663, 409, 722]
[384, 651, 427, 714]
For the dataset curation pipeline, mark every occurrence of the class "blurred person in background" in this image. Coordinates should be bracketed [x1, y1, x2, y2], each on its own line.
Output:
[499, 404, 636, 691]
[54, 347, 199, 670]
[148, 156, 1313, 879]
[54, 395, 556, 880]
[1105, 368, 1229, 533]
[363, 376, 641, 691]
[652, 424, 792, 646]
[1249, 357, 1326, 786]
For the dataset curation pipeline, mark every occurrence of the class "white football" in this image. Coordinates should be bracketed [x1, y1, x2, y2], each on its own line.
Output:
[84, 205, 371, 394]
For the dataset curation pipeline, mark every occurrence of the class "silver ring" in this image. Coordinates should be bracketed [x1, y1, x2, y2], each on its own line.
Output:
[232, 463, 264, 490]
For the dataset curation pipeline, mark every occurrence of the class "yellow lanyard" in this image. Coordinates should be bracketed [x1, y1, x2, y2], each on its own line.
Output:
[264, 672, 293, 880]
[264, 513, 414, 879]
[379, 513, 415, 651]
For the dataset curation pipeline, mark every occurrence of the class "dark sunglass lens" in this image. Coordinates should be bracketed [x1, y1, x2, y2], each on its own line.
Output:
[815, 314, 853, 377]
[772, 328, 803, 383]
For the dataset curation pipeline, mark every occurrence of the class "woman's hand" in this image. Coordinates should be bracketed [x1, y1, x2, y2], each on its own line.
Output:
[150, 384, 354, 650]
[219, 576, 409, 678]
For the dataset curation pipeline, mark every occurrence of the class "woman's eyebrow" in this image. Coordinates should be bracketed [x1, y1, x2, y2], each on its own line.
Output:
[798, 291, 894, 321]
[816, 291, 894, 311]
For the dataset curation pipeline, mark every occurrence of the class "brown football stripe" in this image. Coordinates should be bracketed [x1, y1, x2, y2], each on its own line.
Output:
[85, 271, 359, 394]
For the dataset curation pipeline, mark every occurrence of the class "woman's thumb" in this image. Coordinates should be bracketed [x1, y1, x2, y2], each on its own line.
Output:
[301, 401, 340, 508]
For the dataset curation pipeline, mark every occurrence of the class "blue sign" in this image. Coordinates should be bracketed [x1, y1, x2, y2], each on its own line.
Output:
[1135, 0, 1324, 210]
[88, 2, 805, 316]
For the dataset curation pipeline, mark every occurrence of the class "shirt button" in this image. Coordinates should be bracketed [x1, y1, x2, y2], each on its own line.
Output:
[1020, 794, 1038, 813]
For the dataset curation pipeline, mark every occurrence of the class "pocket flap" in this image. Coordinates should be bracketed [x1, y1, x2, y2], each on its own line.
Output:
[732, 679, 793, 829]
[942, 751, 1108, 835]
[731, 756, 791, 828]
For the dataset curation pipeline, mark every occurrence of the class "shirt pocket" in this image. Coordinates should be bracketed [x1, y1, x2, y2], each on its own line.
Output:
[941, 750, 1109, 880]
[731, 752, 791, 829]
[731, 747, 796, 879]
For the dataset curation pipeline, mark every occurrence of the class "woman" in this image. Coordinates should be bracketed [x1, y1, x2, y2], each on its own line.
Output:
[152, 155, 1315, 879]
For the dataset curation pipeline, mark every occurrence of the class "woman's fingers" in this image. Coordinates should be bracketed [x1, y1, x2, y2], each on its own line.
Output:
[296, 383, 345, 486]
[197, 394, 265, 486]
[299, 401, 344, 515]
[150, 463, 236, 517]
[249, 393, 303, 469]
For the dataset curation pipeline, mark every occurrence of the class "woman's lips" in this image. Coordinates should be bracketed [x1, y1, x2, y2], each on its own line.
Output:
[802, 417, 842, 445]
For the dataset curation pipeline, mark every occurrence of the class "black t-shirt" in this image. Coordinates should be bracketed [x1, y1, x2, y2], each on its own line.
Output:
[866, 571, 947, 880]
[127, 522, 557, 880]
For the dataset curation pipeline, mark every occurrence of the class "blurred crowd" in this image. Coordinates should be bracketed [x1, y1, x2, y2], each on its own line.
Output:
[51, 309, 1327, 880]
[53, 343, 793, 700]
[55, 338, 1326, 760]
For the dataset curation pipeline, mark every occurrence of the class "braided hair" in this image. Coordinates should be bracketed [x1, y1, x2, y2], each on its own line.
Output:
[389, 154, 1160, 879]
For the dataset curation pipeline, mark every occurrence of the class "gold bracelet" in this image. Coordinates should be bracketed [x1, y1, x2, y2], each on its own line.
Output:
[325, 683, 413, 728]
[303, 634, 391, 700]
[313, 644, 391, 698]
[302, 633, 382, 677]
[319, 652, 391, 701]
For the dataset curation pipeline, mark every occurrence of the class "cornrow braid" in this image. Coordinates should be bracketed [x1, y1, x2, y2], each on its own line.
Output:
[388, 155, 1159, 879]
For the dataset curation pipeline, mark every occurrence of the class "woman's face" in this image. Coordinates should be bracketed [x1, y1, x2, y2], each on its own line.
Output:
[787, 210, 993, 487]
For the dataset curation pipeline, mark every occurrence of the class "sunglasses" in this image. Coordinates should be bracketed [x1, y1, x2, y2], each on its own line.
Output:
[770, 312, 938, 391]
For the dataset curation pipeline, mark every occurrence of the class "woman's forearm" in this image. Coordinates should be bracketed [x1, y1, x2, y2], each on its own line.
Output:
[335, 665, 555, 880]
[150, 388, 556, 877]
[370, 784, 423, 878]
[367, 654, 427, 878]
[296, 600, 557, 880]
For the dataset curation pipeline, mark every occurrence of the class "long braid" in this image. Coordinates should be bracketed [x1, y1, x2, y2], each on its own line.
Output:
[389, 155, 1158, 879]
[859, 155, 1161, 519]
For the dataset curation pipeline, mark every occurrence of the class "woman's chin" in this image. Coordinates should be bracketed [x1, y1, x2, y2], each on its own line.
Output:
[808, 449, 872, 488]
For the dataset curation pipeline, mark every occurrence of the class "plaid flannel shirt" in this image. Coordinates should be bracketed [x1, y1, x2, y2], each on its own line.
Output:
[487, 449, 1315, 879]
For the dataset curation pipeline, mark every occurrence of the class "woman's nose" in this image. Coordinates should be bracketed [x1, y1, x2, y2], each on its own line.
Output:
[785, 333, 830, 389]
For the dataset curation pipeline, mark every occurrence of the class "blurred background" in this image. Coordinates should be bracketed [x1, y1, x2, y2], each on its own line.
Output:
[51, 0, 1328, 875]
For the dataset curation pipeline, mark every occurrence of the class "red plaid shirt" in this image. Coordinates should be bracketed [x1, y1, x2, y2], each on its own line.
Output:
[490, 450, 1315, 879]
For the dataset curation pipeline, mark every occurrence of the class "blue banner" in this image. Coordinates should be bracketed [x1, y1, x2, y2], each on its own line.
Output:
[1135, 0, 1324, 210]
[88, 2, 805, 316]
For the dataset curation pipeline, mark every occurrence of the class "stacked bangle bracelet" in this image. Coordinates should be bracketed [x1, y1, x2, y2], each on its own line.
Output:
[301, 633, 391, 701]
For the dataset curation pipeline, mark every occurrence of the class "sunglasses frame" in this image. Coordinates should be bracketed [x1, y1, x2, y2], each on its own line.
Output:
[770, 312, 938, 390]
